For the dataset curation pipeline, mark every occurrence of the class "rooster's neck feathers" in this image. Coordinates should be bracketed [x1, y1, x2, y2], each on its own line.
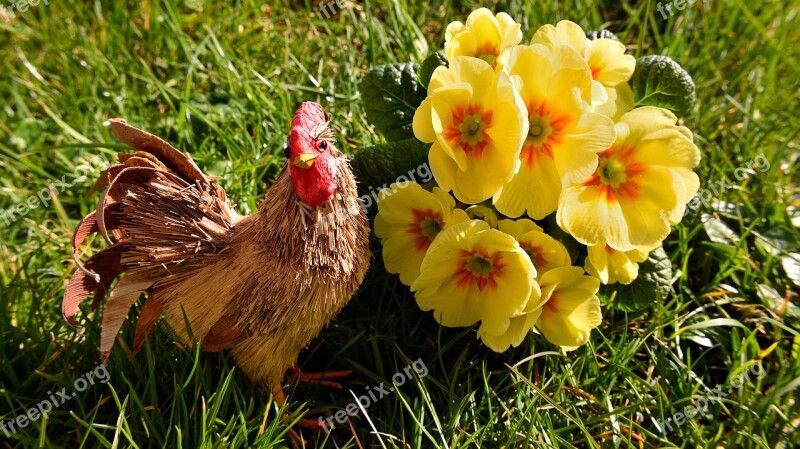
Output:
[254, 155, 364, 270]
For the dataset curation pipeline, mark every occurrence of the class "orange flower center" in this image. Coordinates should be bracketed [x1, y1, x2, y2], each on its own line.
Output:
[443, 102, 494, 157]
[590, 65, 602, 81]
[520, 101, 571, 168]
[582, 145, 646, 203]
[455, 248, 506, 292]
[541, 293, 559, 318]
[407, 208, 444, 251]
[520, 242, 549, 271]
[476, 40, 500, 67]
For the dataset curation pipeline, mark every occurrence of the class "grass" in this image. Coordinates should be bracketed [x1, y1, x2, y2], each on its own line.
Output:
[1, 0, 799, 447]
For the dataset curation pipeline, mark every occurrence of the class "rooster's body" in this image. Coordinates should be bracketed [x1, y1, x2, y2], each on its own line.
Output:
[63, 102, 371, 386]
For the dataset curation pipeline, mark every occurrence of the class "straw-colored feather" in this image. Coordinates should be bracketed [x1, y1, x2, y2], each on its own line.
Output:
[63, 110, 371, 386]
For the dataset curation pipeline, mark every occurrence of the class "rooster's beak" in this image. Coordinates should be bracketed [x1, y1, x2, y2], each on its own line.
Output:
[293, 153, 316, 169]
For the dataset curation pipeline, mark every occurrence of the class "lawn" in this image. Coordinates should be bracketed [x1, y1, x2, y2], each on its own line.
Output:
[1, 0, 799, 448]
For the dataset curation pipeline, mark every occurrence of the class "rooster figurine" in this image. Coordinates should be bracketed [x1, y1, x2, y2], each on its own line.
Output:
[63, 102, 371, 413]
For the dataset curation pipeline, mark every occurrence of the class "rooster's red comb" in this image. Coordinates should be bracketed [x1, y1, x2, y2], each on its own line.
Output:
[291, 102, 326, 134]
[288, 102, 332, 152]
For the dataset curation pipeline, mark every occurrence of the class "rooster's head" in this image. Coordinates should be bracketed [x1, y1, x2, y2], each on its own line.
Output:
[286, 102, 338, 207]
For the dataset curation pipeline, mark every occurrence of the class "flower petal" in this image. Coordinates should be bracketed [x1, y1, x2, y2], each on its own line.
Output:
[536, 266, 602, 348]
[498, 218, 543, 236]
[531, 20, 588, 54]
[376, 183, 470, 285]
[585, 38, 636, 87]
[412, 220, 535, 335]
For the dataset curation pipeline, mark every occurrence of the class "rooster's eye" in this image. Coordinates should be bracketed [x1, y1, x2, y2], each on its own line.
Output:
[319, 140, 328, 150]
[283, 146, 290, 158]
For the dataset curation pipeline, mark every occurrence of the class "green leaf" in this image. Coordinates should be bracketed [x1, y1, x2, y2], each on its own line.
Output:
[629, 55, 696, 116]
[350, 138, 429, 206]
[603, 246, 674, 312]
[702, 213, 740, 246]
[782, 254, 800, 288]
[418, 51, 448, 89]
[756, 283, 800, 319]
[754, 226, 800, 255]
[359, 62, 426, 142]
[585, 30, 619, 41]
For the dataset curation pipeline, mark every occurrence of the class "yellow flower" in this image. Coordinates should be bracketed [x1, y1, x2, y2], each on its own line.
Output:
[530, 20, 589, 54]
[477, 283, 543, 352]
[375, 182, 469, 286]
[535, 266, 602, 349]
[584, 36, 636, 88]
[585, 241, 660, 285]
[497, 216, 543, 234]
[557, 107, 701, 251]
[444, 8, 522, 70]
[498, 219, 571, 277]
[493, 45, 616, 219]
[414, 56, 528, 204]
[531, 20, 636, 120]
[476, 218, 572, 352]
[411, 220, 536, 335]
[465, 205, 499, 228]
[591, 80, 634, 120]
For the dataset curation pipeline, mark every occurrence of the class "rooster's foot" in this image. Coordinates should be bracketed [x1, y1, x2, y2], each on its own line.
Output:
[272, 384, 329, 447]
[291, 365, 352, 390]
[286, 418, 333, 448]
[295, 418, 329, 430]
[287, 428, 305, 448]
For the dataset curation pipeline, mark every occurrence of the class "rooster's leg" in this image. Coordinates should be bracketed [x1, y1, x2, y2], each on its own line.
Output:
[272, 384, 330, 446]
[290, 365, 352, 390]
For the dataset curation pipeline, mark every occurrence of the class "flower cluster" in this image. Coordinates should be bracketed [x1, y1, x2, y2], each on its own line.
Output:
[374, 9, 701, 352]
